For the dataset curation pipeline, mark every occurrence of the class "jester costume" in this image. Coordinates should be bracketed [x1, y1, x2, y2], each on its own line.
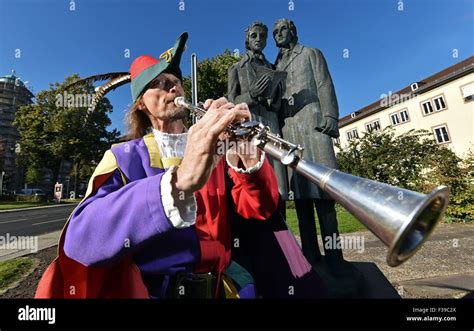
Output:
[35, 32, 326, 299]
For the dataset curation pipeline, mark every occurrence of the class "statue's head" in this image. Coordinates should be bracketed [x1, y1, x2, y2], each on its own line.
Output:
[273, 18, 298, 47]
[245, 21, 268, 53]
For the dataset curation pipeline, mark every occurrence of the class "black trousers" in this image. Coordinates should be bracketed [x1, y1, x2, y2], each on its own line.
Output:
[294, 199, 343, 265]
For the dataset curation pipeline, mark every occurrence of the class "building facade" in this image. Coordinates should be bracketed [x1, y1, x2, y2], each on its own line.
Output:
[0, 71, 34, 193]
[336, 56, 474, 159]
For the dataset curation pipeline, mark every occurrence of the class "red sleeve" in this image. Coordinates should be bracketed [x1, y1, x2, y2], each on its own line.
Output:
[227, 156, 279, 220]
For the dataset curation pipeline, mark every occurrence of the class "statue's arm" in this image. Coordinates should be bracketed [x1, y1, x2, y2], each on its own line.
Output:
[309, 48, 339, 120]
[227, 65, 258, 107]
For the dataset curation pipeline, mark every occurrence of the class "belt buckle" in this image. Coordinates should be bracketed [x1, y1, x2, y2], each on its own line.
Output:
[180, 272, 216, 299]
[199, 272, 215, 298]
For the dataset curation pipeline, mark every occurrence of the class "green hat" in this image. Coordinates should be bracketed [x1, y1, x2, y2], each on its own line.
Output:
[130, 32, 188, 102]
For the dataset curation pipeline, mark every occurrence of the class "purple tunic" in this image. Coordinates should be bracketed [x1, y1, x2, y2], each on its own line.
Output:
[63, 137, 201, 293]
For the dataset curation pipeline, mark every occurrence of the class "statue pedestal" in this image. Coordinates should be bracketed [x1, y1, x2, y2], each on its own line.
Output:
[312, 258, 400, 298]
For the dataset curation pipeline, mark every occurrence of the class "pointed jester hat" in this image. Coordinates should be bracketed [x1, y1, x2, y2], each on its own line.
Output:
[66, 32, 188, 114]
[130, 32, 188, 102]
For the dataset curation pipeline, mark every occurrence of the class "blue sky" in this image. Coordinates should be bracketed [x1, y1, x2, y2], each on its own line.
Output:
[1, 0, 473, 135]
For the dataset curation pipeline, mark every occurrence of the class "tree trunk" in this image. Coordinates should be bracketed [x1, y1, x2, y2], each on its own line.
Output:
[73, 161, 81, 195]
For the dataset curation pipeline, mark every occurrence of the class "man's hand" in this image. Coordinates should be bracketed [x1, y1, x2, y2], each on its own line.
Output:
[250, 74, 270, 98]
[227, 138, 262, 170]
[173, 98, 252, 193]
[321, 116, 339, 136]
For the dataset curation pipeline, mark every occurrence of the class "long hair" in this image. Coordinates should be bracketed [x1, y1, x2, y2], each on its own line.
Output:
[125, 96, 152, 140]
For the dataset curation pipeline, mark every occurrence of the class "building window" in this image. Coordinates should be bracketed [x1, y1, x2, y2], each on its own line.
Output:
[400, 109, 409, 122]
[433, 125, 450, 144]
[333, 137, 340, 145]
[346, 128, 358, 141]
[461, 82, 474, 102]
[433, 96, 447, 111]
[365, 120, 381, 132]
[422, 100, 434, 115]
[390, 113, 400, 125]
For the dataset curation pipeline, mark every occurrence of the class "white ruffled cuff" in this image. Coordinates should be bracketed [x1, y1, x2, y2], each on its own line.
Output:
[226, 150, 265, 174]
[160, 166, 196, 229]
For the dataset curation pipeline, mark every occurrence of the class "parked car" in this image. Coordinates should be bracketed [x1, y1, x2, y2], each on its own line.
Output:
[16, 188, 46, 197]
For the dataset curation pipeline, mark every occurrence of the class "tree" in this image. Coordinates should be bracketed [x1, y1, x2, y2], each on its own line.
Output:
[336, 128, 473, 221]
[14, 74, 120, 192]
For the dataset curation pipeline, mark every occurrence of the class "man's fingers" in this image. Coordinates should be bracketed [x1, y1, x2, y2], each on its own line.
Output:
[203, 97, 229, 109]
[233, 103, 251, 121]
[200, 102, 235, 131]
[217, 102, 235, 111]
[203, 97, 229, 110]
[203, 99, 214, 109]
[208, 109, 235, 139]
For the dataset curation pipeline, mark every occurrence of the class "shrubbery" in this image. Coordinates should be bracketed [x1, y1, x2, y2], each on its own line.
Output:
[335, 128, 473, 222]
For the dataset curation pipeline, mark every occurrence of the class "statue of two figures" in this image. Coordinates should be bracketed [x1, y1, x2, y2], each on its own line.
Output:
[228, 19, 362, 296]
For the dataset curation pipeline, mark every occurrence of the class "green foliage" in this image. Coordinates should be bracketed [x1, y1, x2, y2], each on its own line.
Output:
[426, 150, 473, 222]
[182, 49, 240, 101]
[14, 74, 120, 188]
[336, 128, 473, 222]
[181, 50, 240, 124]
[25, 167, 41, 185]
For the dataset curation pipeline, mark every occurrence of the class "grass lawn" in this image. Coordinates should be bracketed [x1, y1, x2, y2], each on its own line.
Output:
[0, 257, 34, 292]
[285, 204, 367, 236]
[0, 199, 80, 211]
[0, 201, 53, 210]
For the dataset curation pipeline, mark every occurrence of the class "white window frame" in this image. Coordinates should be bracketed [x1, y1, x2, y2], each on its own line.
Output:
[365, 119, 381, 133]
[390, 113, 400, 125]
[421, 100, 434, 115]
[399, 109, 409, 123]
[432, 124, 451, 144]
[433, 95, 447, 111]
[346, 128, 358, 141]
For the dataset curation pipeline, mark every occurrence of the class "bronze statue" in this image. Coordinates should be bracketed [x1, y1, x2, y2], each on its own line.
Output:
[273, 18, 347, 274]
[228, 21, 288, 201]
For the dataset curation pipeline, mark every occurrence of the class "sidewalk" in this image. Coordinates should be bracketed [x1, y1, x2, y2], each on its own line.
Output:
[0, 230, 61, 262]
[307, 222, 474, 298]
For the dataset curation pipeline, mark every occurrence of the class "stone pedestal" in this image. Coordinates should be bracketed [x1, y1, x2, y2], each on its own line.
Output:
[312, 258, 400, 298]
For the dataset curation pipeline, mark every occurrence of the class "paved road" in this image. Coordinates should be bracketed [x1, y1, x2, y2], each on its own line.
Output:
[0, 205, 77, 237]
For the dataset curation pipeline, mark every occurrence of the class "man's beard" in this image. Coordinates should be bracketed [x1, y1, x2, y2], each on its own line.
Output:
[165, 106, 187, 121]
[164, 94, 187, 121]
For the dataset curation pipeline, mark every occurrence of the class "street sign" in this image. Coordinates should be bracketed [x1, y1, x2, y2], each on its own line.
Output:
[54, 182, 63, 203]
